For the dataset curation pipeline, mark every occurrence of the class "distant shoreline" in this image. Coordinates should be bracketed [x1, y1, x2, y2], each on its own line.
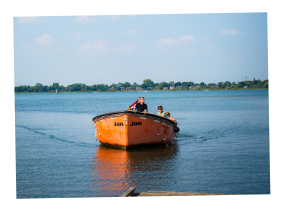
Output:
[14, 88, 267, 94]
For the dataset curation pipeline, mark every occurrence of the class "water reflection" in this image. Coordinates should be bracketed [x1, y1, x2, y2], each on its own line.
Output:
[91, 143, 179, 196]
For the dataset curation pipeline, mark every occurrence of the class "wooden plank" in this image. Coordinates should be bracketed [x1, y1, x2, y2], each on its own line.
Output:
[136, 191, 230, 197]
[120, 187, 136, 197]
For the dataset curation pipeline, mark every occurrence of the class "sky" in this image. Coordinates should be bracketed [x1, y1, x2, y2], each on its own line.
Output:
[2, 0, 284, 210]
[13, 13, 268, 87]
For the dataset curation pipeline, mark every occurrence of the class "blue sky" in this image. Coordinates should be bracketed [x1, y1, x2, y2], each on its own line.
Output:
[14, 13, 268, 87]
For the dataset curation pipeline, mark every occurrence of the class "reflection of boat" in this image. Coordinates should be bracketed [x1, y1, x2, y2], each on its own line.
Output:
[92, 111, 179, 148]
[92, 146, 131, 196]
[92, 144, 178, 196]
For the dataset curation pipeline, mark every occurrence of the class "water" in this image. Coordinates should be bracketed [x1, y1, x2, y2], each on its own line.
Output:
[15, 90, 270, 198]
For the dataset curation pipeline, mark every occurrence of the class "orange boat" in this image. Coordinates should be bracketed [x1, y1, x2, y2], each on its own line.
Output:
[92, 111, 179, 148]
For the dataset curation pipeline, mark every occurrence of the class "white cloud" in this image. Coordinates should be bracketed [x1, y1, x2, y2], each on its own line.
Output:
[219, 29, 239, 35]
[34, 34, 55, 46]
[154, 38, 175, 47]
[207, 46, 214, 51]
[70, 33, 82, 40]
[17, 17, 39, 23]
[203, 38, 210, 42]
[74, 16, 97, 23]
[178, 35, 195, 42]
[154, 35, 195, 47]
[125, 29, 137, 35]
[80, 40, 110, 52]
[118, 44, 137, 53]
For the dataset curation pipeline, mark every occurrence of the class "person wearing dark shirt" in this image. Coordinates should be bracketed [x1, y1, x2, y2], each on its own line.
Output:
[133, 97, 148, 113]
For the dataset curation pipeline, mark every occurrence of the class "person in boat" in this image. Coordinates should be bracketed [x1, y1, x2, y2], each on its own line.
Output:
[156, 105, 168, 118]
[133, 97, 148, 113]
[165, 111, 177, 123]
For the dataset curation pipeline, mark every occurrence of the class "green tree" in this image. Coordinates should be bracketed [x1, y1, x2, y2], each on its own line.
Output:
[208, 83, 216, 87]
[200, 82, 206, 87]
[132, 82, 138, 90]
[263, 79, 268, 85]
[237, 81, 245, 88]
[23, 86, 27, 92]
[181, 82, 194, 88]
[53, 82, 59, 88]
[28, 86, 34, 92]
[217, 82, 223, 89]
[142, 79, 155, 88]
[141, 84, 147, 89]
[122, 82, 131, 87]
[224, 81, 231, 87]
[158, 81, 169, 90]
[42, 86, 48, 92]
[169, 81, 175, 86]
[35, 83, 43, 87]
[264, 82, 268, 89]
[90, 85, 96, 91]
[174, 82, 182, 86]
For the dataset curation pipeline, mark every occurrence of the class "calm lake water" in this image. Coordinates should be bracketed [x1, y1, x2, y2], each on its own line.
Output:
[15, 89, 270, 198]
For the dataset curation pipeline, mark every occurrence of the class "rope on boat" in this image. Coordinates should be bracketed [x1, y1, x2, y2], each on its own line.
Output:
[163, 132, 173, 143]
[151, 119, 163, 136]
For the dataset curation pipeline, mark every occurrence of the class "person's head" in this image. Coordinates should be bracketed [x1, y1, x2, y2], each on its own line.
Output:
[140, 97, 145, 104]
[166, 111, 170, 117]
[157, 105, 163, 112]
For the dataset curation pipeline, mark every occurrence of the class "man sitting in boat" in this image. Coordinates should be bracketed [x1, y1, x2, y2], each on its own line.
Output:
[165, 111, 177, 123]
[133, 97, 148, 113]
[156, 105, 168, 118]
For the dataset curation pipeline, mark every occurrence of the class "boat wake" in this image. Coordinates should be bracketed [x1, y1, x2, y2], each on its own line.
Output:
[16, 124, 95, 147]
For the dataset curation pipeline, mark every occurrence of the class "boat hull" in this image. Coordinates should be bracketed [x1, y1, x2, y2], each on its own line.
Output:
[92, 111, 177, 148]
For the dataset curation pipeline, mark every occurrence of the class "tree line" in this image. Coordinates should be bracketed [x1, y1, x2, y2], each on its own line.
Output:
[14, 79, 268, 93]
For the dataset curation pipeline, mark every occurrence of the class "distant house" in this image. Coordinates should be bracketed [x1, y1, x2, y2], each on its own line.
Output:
[244, 86, 248, 88]
[136, 87, 143, 91]
[183, 86, 188, 90]
[170, 86, 175, 90]
[189, 86, 195, 89]
[177, 86, 182, 89]
[164, 87, 169, 90]
[126, 87, 132, 91]
[211, 85, 217, 88]
[154, 86, 158, 90]
[147, 87, 153, 90]
[195, 85, 201, 89]
[121, 87, 126, 91]
[109, 87, 114, 90]
[231, 84, 236, 88]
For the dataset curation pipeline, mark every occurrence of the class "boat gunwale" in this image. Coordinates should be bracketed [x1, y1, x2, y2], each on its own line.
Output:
[92, 110, 177, 126]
